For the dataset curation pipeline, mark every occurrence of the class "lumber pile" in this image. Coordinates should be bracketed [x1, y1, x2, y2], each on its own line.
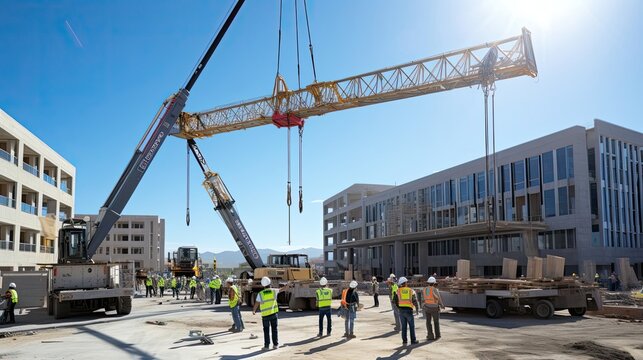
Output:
[502, 258, 518, 279]
[438, 277, 584, 294]
[456, 259, 470, 280]
[544, 255, 565, 280]
[526, 256, 544, 279]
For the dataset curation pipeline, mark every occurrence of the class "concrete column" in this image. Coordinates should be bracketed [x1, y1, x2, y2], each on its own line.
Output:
[418, 240, 428, 276]
[382, 244, 391, 276]
[524, 230, 539, 257]
[394, 240, 404, 276]
[38, 155, 44, 179]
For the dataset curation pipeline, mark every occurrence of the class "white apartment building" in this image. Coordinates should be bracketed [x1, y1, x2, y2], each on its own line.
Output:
[77, 214, 165, 272]
[0, 108, 75, 271]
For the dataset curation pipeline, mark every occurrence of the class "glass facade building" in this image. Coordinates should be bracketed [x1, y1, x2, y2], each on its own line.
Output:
[323, 120, 642, 280]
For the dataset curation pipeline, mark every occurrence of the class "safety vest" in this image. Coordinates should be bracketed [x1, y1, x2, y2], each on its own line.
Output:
[158, 278, 165, 287]
[316, 288, 332, 308]
[145, 278, 152, 286]
[209, 280, 217, 289]
[213, 278, 222, 289]
[397, 287, 414, 309]
[259, 289, 279, 317]
[390, 283, 398, 298]
[341, 289, 351, 307]
[9, 289, 18, 304]
[171, 278, 177, 288]
[189, 279, 197, 288]
[423, 287, 438, 305]
[229, 285, 240, 308]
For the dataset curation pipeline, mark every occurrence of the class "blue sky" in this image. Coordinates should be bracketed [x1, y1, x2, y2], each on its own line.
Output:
[1, 0, 642, 253]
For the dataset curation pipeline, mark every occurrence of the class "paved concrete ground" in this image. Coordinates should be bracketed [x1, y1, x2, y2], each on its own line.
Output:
[1, 292, 641, 359]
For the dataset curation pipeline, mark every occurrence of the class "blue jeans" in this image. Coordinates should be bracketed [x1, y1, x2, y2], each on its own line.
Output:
[399, 308, 416, 343]
[262, 314, 278, 347]
[391, 299, 401, 329]
[318, 307, 332, 334]
[344, 305, 356, 335]
[231, 305, 244, 330]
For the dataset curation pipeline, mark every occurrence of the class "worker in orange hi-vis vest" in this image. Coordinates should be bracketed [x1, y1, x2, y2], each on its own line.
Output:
[422, 276, 445, 340]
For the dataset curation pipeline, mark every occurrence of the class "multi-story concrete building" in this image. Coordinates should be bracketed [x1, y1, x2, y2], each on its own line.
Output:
[77, 214, 165, 272]
[0, 109, 75, 271]
[323, 120, 643, 280]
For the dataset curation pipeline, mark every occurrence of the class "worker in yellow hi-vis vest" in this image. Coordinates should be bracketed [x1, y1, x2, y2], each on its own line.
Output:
[227, 277, 244, 332]
[393, 277, 420, 346]
[253, 276, 279, 350]
[387, 274, 401, 331]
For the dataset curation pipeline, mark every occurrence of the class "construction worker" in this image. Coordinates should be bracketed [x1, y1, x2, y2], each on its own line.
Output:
[145, 276, 153, 298]
[158, 276, 165, 297]
[171, 276, 178, 298]
[213, 275, 222, 304]
[371, 276, 379, 307]
[253, 276, 279, 350]
[341, 280, 359, 339]
[189, 276, 197, 299]
[393, 277, 419, 346]
[594, 273, 601, 286]
[208, 277, 217, 304]
[227, 277, 244, 332]
[3, 283, 17, 324]
[422, 276, 444, 340]
[388, 274, 401, 331]
[316, 277, 332, 337]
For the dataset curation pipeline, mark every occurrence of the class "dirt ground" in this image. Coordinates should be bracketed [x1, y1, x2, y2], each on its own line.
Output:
[1, 292, 641, 359]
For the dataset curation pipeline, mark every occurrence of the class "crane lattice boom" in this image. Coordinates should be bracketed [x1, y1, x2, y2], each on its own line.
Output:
[175, 28, 536, 139]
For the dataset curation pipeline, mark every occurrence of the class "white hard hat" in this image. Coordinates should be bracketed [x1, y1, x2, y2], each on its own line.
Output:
[428, 276, 437, 284]
[349, 280, 358, 289]
[214, 275, 219, 279]
[398, 277, 408, 285]
[372, 276, 377, 280]
[192, 276, 196, 279]
[226, 277, 234, 283]
[319, 277, 328, 286]
[9, 282, 16, 289]
[261, 276, 271, 287]
[390, 273, 396, 279]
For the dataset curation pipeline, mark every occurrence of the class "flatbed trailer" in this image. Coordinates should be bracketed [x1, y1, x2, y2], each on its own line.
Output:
[434, 278, 602, 319]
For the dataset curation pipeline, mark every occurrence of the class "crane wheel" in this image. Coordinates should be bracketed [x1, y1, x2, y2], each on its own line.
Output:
[117, 296, 132, 315]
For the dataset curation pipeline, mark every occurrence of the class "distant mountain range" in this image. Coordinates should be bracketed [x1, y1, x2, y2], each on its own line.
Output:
[201, 247, 322, 268]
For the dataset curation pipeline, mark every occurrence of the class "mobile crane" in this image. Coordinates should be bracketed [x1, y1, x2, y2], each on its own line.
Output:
[173, 28, 538, 299]
[46, 0, 246, 319]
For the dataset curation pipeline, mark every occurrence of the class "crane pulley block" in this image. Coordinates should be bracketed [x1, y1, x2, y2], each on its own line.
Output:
[272, 111, 304, 128]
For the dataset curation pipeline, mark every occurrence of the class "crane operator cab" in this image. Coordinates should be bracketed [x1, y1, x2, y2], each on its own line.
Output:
[58, 218, 90, 263]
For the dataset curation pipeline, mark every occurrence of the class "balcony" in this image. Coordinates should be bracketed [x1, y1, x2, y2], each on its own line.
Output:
[61, 183, 71, 195]
[0, 195, 15, 208]
[0, 148, 18, 165]
[0, 240, 14, 250]
[21, 202, 37, 215]
[19, 243, 36, 252]
[22, 162, 39, 177]
[43, 173, 57, 187]
[40, 245, 55, 254]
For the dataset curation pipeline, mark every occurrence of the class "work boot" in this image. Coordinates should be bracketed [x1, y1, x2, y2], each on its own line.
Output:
[273, 344, 279, 349]
[342, 333, 348, 338]
[317, 332, 323, 337]
[410, 340, 419, 345]
[262, 346, 269, 351]
[348, 334, 356, 339]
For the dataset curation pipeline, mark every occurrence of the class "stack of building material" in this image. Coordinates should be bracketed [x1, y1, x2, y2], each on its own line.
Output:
[501, 258, 518, 279]
[456, 259, 470, 280]
[439, 277, 583, 294]
[616, 258, 640, 289]
[582, 260, 596, 283]
[544, 255, 565, 280]
[526, 256, 544, 279]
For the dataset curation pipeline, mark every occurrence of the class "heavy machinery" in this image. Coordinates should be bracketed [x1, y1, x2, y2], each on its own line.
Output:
[46, 0, 246, 319]
[187, 139, 324, 310]
[168, 246, 202, 277]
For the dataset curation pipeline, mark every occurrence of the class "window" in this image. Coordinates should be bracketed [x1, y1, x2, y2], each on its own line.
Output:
[117, 235, 129, 242]
[477, 172, 486, 199]
[428, 239, 460, 256]
[558, 187, 568, 215]
[544, 189, 556, 217]
[513, 160, 525, 191]
[566, 146, 574, 179]
[105, 247, 110, 256]
[116, 222, 129, 229]
[556, 145, 573, 180]
[502, 165, 511, 193]
[459, 176, 469, 202]
[132, 247, 144, 255]
[131, 222, 144, 229]
[115, 247, 129, 255]
[542, 151, 554, 183]
[132, 235, 144, 242]
[528, 156, 540, 187]
[325, 251, 334, 261]
[538, 229, 576, 249]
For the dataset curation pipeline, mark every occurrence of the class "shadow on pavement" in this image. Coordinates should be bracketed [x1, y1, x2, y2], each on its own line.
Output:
[442, 311, 584, 329]
[77, 325, 155, 360]
[375, 341, 426, 360]
[219, 347, 272, 360]
[303, 338, 349, 354]
[361, 330, 398, 340]
[283, 335, 322, 347]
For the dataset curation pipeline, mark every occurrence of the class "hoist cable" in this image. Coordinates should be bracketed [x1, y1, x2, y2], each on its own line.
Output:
[276, 0, 283, 78]
[299, 125, 304, 213]
[303, 0, 317, 82]
[295, 0, 301, 89]
[186, 141, 191, 226]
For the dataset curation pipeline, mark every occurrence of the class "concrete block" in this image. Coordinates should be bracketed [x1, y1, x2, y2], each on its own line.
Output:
[544, 255, 565, 279]
[501, 258, 518, 279]
[581, 260, 596, 283]
[526, 257, 543, 279]
[456, 259, 470, 280]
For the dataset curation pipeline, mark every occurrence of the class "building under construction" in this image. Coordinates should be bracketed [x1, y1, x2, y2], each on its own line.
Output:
[323, 119, 643, 280]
